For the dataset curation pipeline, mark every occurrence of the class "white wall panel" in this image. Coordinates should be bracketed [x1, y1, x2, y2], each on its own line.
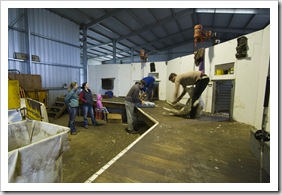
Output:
[88, 64, 131, 97]
[166, 57, 182, 102]
[203, 26, 270, 130]
[86, 24, 270, 132]
[154, 62, 167, 101]
[118, 64, 131, 97]
[88, 62, 168, 100]
[130, 63, 142, 83]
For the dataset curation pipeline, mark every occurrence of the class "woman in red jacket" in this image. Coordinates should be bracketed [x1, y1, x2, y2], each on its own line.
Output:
[79, 82, 99, 128]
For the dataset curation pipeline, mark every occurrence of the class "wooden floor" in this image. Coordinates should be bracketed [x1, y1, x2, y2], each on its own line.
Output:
[85, 100, 270, 184]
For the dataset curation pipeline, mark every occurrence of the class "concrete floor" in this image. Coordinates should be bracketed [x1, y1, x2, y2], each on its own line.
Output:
[49, 99, 270, 184]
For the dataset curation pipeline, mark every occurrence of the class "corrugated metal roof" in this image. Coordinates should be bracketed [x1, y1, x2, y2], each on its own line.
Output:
[36, 8, 270, 63]
[9, 8, 270, 61]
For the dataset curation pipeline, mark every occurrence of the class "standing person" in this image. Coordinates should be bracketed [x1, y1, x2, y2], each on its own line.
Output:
[79, 82, 99, 128]
[168, 71, 210, 119]
[141, 76, 156, 101]
[64, 82, 79, 135]
[124, 80, 146, 134]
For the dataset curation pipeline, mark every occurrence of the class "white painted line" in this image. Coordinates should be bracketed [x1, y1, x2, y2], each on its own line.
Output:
[84, 107, 159, 183]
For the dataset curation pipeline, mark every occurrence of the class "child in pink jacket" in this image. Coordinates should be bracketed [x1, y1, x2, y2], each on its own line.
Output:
[96, 94, 109, 113]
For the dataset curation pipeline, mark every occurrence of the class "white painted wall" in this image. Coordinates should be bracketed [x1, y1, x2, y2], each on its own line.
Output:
[88, 62, 167, 100]
[88, 59, 102, 66]
[165, 25, 269, 130]
[118, 64, 131, 97]
[87, 25, 270, 131]
[154, 62, 167, 101]
[140, 61, 167, 100]
[165, 57, 182, 103]
[88, 64, 123, 96]
[204, 26, 270, 130]
[166, 55, 200, 105]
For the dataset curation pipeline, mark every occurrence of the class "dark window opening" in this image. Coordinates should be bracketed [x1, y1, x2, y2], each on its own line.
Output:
[101, 78, 114, 90]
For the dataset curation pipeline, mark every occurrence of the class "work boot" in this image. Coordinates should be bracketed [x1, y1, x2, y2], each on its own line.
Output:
[125, 128, 139, 134]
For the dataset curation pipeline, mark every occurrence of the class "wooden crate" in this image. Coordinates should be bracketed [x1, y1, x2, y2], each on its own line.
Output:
[8, 74, 42, 91]
[107, 113, 122, 123]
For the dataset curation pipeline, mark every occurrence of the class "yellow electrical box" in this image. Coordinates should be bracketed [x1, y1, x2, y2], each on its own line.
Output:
[27, 90, 48, 106]
[8, 80, 21, 109]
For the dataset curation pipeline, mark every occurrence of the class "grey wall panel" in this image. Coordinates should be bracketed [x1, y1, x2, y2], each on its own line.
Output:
[8, 8, 81, 90]
[31, 64, 81, 88]
[8, 30, 27, 56]
[47, 89, 68, 107]
[8, 61, 28, 74]
[8, 8, 25, 29]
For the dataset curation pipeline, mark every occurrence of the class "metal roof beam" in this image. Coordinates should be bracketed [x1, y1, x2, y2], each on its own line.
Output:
[117, 9, 194, 42]
[111, 16, 150, 44]
[211, 27, 254, 34]
[86, 9, 125, 28]
[45, 9, 79, 25]
[86, 49, 132, 59]
[86, 9, 194, 50]
[170, 8, 185, 40]
[86, 28, 139, 50]
[86, 25, 255, 61]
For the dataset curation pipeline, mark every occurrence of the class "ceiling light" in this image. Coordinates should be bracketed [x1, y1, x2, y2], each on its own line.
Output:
[195, 8, 257, 14]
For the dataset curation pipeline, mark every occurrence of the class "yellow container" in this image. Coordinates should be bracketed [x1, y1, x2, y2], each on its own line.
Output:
[8, 80, 21, 109]
[27, 90, 48, 105]
[216, 69, 224, 75]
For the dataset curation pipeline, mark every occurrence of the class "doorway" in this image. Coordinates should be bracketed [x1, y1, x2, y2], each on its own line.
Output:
[212, 80, 235, 120]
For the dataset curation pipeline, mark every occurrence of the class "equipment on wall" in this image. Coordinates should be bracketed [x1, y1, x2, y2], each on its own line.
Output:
[139, 49, 148, 62]
[150, 62, 156, 72]
[235, 36, 248, 59]
[194, 24, 217, 51]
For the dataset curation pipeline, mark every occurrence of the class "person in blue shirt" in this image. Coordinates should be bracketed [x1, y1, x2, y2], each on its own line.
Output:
[64, 82, 79, 135]
[141, 76, 156, 101]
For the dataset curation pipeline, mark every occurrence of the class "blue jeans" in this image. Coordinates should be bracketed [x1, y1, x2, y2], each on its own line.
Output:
[68, 107, 77, 133]
[82, 104, 97, 126]
[136, 101, 155, 108]
[146, 82, 155, 101]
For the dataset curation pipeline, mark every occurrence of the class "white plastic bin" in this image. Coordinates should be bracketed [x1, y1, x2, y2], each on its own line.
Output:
[8, 120, 70, 183]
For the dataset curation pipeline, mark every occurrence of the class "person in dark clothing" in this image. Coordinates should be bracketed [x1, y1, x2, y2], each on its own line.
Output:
[141, 76, 156, 101]
[124, 80, 146, 134]
[64, 82, 79, 135]
[79, 82, 98, 128]
[168, 71, 210, 119]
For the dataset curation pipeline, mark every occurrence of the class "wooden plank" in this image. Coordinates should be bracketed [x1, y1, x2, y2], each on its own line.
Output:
[99, 160, 185, 183]
[94, 171, 139, 183]
[86, 99, 268, 183]
[107, 113, 122, 123]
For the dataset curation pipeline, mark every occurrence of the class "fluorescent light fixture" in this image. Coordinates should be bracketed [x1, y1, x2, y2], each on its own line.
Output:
[195, 8, 258, 14]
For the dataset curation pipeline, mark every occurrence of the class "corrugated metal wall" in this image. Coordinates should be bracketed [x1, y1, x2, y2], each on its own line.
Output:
[8, 8, 81, 106]
[8, 8, 81, 86]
